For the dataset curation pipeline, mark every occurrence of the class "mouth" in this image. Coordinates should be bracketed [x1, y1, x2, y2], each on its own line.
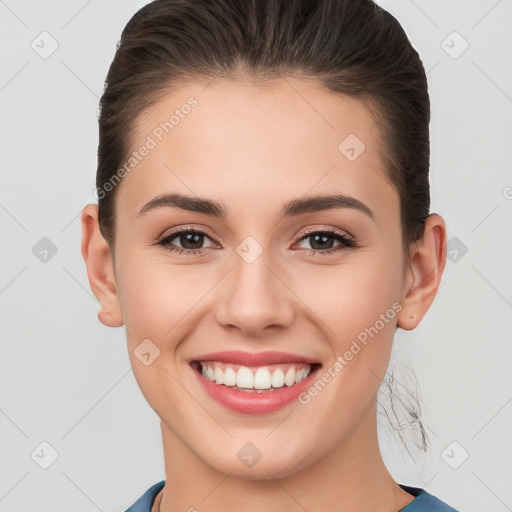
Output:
[188, 350, 323, 414]
[190, 360, 323, 393]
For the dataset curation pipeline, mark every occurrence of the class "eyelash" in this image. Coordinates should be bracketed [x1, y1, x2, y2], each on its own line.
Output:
[156, 226, 358, 257]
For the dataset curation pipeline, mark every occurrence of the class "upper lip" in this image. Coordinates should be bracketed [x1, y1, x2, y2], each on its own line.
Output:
[189, 350, 321, 367]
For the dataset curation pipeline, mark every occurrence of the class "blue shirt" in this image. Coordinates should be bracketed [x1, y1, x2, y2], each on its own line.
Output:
[124, 480, 460, 511]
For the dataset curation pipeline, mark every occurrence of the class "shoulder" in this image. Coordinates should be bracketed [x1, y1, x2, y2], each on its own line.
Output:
[123, 480, 460, 512]
[399, 483, 460, 512]
[124, 480, 165, 512]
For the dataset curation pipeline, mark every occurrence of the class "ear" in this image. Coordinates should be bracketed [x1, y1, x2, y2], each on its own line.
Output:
[80, 203, 124, 327]
[397, 213, 447, 331]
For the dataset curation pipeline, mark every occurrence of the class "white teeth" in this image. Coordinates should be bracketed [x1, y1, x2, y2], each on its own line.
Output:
[285, 367, 296, 386]
[214, 367, 224, 385]
[254, 367, 272, 389]
[198, 362, 313, 390]
[223, 367, 237, 386]
[295, 369, 307, 384]
[236, 367, 254, 389]
[271, 368, 285, 388]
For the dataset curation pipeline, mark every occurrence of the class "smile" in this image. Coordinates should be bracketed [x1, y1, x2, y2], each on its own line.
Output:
[189, 351, 322, 414]
[192, 361, 315, 392]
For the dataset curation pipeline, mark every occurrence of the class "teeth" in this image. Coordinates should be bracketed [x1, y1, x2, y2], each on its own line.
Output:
[214, 367, 224, 385]
[285, 367, 296, 387]
[254, 367, 272, 389]
[198, 361, 313, 391]
[237, 367, 254, 389]
[223, 367, 237, 386]
[271, 368, 285, 388]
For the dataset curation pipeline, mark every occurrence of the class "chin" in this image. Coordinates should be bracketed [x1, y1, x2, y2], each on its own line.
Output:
[201, 445, 311, 481]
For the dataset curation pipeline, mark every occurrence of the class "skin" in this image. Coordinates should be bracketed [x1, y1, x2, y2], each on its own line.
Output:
[81, 76, 447, 512]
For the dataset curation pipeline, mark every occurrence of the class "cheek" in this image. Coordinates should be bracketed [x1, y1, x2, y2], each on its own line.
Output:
[299, 253, 401, 334]
[115, 248, 210, 341]
[114, 251, 205, 414]
[293, 248, 403, 384]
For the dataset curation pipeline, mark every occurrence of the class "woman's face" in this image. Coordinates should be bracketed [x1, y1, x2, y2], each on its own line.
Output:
[107, 77, 411, 478]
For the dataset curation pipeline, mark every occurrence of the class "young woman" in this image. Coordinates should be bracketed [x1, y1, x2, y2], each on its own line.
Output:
[81, 0, 459, 510]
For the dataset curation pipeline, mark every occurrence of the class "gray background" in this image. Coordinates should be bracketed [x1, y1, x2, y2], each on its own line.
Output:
[0, 0, 511, 510]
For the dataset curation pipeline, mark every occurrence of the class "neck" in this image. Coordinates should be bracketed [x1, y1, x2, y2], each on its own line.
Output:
[158, 402, 414, 512]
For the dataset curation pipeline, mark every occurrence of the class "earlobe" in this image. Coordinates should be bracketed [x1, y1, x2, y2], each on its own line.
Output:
[397, 214, 447, 331]
[80, 204, 124, 328]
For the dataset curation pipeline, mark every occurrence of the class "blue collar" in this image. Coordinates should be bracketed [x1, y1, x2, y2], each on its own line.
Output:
[124, 480, 459, 512]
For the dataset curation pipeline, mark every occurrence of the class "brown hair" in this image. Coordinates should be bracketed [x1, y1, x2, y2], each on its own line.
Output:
[97, 0, 430, 254]
[95, 0, 431, 454]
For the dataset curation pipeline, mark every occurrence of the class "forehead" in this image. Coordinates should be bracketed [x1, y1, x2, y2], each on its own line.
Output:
[118, 77, 397, 224]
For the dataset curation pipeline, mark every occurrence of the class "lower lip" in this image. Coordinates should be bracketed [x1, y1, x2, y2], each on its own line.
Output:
[191, 362, 321, 414]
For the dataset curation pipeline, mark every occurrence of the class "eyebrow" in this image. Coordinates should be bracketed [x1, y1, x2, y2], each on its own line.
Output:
[137, 192, 376, 221]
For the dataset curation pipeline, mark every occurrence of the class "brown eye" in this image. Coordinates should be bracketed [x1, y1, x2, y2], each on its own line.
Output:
[157, 227, 217, 256]
[295, 230, 358, 255]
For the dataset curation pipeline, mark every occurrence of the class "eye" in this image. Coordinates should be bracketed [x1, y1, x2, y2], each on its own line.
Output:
[294, 228, 358, 256]
[156, 226, 358, 257]
[157, 227, 218, 256]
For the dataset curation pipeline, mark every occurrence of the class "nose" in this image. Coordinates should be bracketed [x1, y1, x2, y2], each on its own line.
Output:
[215, 253, 295, 338]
